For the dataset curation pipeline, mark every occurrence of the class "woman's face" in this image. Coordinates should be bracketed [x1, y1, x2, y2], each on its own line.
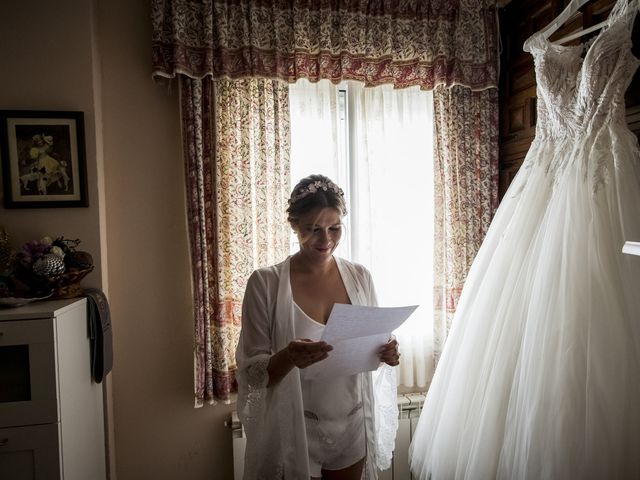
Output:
[294, 207, 343, 262]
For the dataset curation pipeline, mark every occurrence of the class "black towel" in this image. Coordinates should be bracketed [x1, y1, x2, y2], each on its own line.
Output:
[85, 288, 113, 383]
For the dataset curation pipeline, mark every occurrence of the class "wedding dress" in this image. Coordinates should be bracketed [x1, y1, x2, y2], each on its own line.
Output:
[409, 0, 640, 479]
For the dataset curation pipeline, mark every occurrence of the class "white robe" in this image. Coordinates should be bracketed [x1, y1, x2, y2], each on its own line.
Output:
[236, 256, 398, 479]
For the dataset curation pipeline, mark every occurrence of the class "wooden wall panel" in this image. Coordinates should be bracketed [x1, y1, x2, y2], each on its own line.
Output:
[498, 0, 640, 198]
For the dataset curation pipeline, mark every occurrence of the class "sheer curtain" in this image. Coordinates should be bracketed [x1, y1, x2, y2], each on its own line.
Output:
[289, 80, 435, 388]
[350, 83, 435, 389]
[288, 80, 352, 259]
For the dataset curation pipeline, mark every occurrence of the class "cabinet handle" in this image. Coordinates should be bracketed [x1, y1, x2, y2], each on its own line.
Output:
[0, 438, 8, 446]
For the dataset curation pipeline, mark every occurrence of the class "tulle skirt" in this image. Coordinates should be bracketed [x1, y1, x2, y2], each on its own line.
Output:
[409, 126, 640, 480]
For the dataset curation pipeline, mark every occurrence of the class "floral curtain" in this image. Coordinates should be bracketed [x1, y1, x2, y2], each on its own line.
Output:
[182, 76, 290, 405]
[152, 0, 498, 91]
[432, 84, 499, 364]
[153, 0, 499, 402]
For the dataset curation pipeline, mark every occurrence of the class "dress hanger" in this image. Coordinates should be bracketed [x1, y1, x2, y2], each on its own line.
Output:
[555, 19, 608, 44]
[541, 0, 590, 39]
[540, 0, 607, 45]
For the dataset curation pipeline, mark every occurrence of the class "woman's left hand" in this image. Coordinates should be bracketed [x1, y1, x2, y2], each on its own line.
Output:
[379, 336, 400, 367]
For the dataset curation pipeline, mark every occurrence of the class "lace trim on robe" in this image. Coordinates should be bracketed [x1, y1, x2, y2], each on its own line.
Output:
[373, 364, 399, 470]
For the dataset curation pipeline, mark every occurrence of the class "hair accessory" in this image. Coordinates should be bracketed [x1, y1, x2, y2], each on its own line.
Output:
[288, 179, 345, 205]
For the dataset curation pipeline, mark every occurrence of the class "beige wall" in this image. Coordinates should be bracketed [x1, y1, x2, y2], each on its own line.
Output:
[0, 1, 104, 284]
[0, 1, 235, 479]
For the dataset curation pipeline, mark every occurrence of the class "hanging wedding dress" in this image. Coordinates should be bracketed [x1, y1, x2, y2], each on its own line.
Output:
[409, 0, 640, 478]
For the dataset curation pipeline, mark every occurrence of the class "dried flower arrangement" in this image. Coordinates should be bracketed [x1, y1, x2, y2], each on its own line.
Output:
[0, 227, 94, 304]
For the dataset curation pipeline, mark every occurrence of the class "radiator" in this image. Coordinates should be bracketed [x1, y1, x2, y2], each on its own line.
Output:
[229, 410, 246, 480]
[228, 392, 426, 480]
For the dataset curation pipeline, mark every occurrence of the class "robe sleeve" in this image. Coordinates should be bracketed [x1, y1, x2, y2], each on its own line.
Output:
[236, 266, 299, 479]
[236, 270, 273, 435]
[364, 265, 400, 471]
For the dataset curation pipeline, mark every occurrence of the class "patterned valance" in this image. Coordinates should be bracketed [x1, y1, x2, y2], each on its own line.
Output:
[152, 0, 498, 91]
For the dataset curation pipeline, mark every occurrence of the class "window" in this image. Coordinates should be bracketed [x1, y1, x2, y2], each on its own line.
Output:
[289, 80, 435, 388]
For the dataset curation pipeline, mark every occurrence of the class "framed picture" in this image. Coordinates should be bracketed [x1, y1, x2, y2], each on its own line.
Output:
[0, 110, 88, 208]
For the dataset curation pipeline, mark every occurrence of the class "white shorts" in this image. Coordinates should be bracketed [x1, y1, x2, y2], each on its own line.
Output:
[304, 403, 366, 477]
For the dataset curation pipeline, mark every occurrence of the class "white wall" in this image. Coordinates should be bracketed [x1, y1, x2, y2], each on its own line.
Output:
[0, 1, 235, 478]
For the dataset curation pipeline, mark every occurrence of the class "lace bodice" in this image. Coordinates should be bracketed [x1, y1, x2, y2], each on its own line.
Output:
[523, 0, 639, 139]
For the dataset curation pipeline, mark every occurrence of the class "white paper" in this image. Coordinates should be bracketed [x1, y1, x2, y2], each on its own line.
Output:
[304, 303, 418, 379]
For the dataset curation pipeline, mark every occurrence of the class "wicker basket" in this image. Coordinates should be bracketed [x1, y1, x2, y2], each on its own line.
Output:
[50, 266, 94, 299]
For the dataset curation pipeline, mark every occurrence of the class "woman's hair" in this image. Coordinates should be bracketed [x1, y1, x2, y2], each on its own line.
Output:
[286, 174, 347, 226]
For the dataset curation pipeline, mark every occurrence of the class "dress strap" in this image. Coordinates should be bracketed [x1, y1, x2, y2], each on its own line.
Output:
[523, 31, 546, 53]
[608, 0, 640, 27]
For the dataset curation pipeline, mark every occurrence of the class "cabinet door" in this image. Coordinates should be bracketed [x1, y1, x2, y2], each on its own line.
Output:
[0, 423, 61, 480]
[0, 319, 59, 427]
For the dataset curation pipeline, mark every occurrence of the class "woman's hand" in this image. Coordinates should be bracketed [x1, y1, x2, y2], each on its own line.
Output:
[286, 339, 333, 369]
[379, 337, 401, 367]
[267, 339, 332, 387]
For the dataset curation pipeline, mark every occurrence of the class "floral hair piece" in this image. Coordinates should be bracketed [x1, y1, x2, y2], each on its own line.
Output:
[288, 179, 345, 205]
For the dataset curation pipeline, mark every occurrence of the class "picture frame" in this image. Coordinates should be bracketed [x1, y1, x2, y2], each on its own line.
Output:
[0, 110, 88, 208]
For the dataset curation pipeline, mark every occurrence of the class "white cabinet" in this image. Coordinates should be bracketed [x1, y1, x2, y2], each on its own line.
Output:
[0, 298, 106, 480]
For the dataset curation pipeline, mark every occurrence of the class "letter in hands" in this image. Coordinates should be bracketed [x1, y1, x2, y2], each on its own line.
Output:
[287, 339, 334, 369]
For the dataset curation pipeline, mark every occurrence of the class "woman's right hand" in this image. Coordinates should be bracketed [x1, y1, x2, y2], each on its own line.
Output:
[267, 339, 333, 387]
[286, 339, 333, 369]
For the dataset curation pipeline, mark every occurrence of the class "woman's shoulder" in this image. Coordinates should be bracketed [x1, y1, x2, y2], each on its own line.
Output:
[335, 256, 372, 278]
[248, 257, 289, 285]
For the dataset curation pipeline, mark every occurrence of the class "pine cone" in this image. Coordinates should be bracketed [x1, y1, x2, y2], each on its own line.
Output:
[33, 253, 66, 277]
